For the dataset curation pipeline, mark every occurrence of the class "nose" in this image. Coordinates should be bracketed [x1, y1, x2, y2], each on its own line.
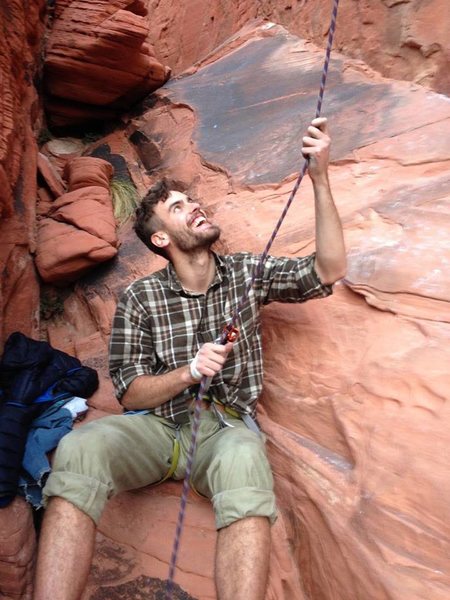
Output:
[189, 201, 200, 212]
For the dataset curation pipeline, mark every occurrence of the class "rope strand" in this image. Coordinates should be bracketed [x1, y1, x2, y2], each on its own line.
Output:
[166, 1, 340, 596]
[166, 389, 203, 598]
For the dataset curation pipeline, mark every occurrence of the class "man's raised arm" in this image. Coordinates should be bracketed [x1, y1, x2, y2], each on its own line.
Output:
[302, 117, 346, 285]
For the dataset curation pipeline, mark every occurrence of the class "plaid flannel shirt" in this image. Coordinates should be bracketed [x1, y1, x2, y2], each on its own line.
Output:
[109, 252, 332, 423]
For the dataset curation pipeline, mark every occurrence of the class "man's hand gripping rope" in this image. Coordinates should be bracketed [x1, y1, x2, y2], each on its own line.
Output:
[189, 326, 239, 383]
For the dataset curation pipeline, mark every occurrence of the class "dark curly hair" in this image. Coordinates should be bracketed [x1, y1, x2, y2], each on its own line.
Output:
[134, 178, 180, 258]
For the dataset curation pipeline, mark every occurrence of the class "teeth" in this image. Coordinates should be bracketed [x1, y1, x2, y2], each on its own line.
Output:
[193, 215, 206, 227]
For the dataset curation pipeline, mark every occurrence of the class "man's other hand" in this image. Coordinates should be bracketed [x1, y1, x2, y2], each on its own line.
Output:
[190, 342, 234, 381]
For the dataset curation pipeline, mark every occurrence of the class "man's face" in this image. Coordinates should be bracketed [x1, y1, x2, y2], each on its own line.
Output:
[152, 191, 221, 254]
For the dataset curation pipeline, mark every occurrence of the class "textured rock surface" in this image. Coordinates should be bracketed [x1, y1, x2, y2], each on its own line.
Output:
[44, 0, 171, 127]
[0, 0, 44, 347]
[146, 0, 450, 95]
[0, 7, 44, 589]
[37, 152, 67, 198]
[0, 497, 36, 599]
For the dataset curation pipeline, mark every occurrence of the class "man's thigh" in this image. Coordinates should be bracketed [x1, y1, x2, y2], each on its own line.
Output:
[190, 415, 276, 529]
[44, 413, 176, 523]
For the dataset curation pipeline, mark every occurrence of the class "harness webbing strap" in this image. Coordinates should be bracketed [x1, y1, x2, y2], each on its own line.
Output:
[161, 428, 181, 482]
[166, 1, 340, 596]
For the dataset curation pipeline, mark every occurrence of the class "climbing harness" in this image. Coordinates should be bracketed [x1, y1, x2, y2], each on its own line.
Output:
[166, 0, 340, 596]
[160, 424, 181, 483]
[160, 396, 243, 484]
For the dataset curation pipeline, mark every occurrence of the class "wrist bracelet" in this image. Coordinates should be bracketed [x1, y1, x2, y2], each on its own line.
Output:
[189, 358, 202, 381]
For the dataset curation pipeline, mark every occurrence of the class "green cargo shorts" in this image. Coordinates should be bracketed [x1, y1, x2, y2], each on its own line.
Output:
[43, 410, 276, 529]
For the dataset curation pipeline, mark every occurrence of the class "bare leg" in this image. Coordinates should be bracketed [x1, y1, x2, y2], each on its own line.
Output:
[215, 516, 271, 600]
[33, 497, 95, 600]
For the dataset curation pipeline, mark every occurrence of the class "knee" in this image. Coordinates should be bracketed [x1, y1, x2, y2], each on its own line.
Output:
[208, 430, 273, 492]
[45, 427, 113, 524]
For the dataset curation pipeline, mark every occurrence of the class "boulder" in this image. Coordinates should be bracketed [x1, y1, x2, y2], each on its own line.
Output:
[43, 137, 85, 173]
[44, 0, 171, 127]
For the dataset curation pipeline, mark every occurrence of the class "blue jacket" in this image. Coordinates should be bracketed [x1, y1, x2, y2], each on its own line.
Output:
[0, 332, 98, 507]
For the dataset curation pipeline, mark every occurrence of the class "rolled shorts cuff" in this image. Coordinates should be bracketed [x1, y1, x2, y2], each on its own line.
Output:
[43, 470, 110, 524]
[212, 486, 277, 530]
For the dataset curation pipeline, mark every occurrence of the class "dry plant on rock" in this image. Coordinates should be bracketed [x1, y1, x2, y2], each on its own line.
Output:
[110, 178, 139, 225]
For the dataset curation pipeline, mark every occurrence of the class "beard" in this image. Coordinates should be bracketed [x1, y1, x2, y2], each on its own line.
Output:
[168, 223, 221, 253]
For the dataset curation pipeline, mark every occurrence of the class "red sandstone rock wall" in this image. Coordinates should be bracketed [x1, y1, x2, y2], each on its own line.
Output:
[0, 0, 45, 350]
[0, 3, 46, 596]
[0, 498, 36, 600]
[1, 3, 450, 600]
[44, 0, 171, 127]
[145, 0, 450, 95]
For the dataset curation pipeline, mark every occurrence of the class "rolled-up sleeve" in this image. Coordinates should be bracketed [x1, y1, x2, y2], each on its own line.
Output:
[109, 286, 156, 401]
[256, 253, 333, 305]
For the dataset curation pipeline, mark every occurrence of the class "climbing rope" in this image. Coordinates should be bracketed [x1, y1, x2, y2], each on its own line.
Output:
[166, 0, 340, 596]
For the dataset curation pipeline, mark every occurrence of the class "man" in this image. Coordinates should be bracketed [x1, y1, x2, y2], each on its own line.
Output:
[34, 117, 346, 600]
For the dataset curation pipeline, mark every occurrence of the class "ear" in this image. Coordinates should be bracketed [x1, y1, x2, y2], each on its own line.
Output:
[151, 231, 170, 250]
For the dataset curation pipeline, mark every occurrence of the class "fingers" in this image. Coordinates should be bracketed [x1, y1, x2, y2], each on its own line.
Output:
[303, 117, 329, 143]
[302, 136, 329, 155]
[302, 135, 320, 147]
[194, 342, 234, 378]
[311, 117, 328, 133]
[303, 117, 330, 145]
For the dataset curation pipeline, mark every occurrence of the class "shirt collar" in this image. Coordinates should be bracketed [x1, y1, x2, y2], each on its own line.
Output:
[166, 252, 227, 294]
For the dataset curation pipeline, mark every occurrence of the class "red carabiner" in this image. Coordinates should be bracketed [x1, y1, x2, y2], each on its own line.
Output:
[223, 324, 239, 343]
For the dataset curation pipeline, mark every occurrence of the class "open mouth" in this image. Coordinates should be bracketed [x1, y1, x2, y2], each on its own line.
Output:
[190, 211, 208, 229]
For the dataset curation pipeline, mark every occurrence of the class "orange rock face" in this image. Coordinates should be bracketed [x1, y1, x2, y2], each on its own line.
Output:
[145, 0, 450, 95]
[44, 0, 171, 127]
[0, 497, 36, 599]
[0, 0, 45, 348]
